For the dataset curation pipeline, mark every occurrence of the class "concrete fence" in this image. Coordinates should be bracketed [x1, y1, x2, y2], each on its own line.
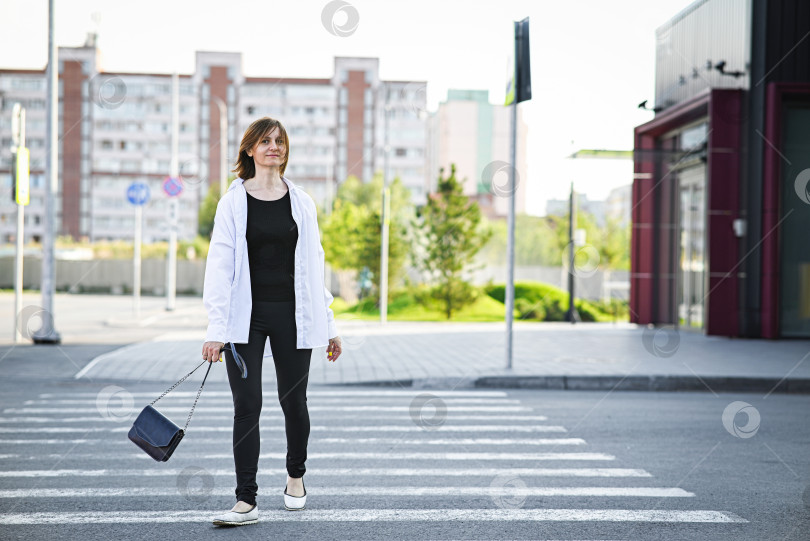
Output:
[0, 256, 629, 302]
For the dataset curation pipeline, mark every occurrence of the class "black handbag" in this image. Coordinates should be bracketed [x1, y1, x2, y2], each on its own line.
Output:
[128, 360, 212, 462]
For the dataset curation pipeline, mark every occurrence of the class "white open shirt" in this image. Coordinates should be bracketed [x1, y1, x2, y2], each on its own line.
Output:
[203, 176, 338, 358]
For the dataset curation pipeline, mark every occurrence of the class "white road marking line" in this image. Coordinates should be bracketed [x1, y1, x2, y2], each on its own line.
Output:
[0, 437, 586, 446]
[3, 406, 533, 413]
[25, 398, 521, 405]
[0, 509, 748, 524]
[38, 390, 510, 398]
[0, 415, 551, 424]
[146, 452, 615, 461]
[71, 347, 131, 380]
[0, 487, 694, 498]
[0, 425, 569, 434]
[13, 452, 615, 461]
[0, 467, 652, 478]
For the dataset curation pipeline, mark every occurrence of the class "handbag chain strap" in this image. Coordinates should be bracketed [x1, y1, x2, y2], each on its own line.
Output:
[150, 359, 214, 432]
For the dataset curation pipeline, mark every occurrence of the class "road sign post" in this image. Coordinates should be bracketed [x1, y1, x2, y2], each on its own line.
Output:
[11, 104, 28, 343]
[127, 182, 150, 318]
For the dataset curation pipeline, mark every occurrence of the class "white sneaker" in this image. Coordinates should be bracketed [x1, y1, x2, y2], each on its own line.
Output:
[212, 503, 258, 526]
[283, 479, 306, 511]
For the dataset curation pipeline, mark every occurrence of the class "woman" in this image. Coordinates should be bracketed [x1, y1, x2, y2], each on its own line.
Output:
[201, 117, 342, 526]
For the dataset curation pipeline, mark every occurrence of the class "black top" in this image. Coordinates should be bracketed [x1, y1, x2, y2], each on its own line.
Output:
[245, 190, 298, 301]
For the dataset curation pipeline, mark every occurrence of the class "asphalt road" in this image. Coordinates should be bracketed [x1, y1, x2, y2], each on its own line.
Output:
[0, 345, 808, 540]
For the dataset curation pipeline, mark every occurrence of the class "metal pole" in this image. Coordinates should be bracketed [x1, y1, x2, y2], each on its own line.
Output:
[212, 96, 228, 196]
[566, 181, 580, 323]
[34, 0, 60, 344]
[325, 161, 333, 293]
[380, 187, 389, 324]
[166, 72, 179, 311]
[380, 102, 391, 324]
[505, 21, 519, 370]
[133, 204, 142, 318]
[13, 105, 25, 343]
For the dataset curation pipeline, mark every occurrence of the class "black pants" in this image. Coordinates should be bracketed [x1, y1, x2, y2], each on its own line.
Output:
[224, 299, 312, 506]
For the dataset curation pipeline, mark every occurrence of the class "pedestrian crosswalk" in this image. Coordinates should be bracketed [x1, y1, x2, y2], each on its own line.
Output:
[0, 386, 747, 536]
[0, 508, 744, 524]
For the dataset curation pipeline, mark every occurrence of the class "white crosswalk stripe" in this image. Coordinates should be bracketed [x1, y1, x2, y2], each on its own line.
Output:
[35, 390, 512, 398]
[0, 387, 748, 532]
[0, 437, 588, 446]
[0, 425, 571, 433]
[23, 393, 520, 406]
[4, 406, 533, 413]
[9, 451, 616, 461]
[0, 414, 552, 423]
[0, 509, 747, 524]
[0, 467, 654, 478]
[0, 487, 696, 498]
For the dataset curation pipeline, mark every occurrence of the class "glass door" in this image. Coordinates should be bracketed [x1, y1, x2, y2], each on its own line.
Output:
[677, 164, 706, 330]
[779, 103, 810, 337]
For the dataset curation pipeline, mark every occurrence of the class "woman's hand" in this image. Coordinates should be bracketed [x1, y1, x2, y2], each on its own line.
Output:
[202, 341, 225, 363]
[327, 336, 342, 362]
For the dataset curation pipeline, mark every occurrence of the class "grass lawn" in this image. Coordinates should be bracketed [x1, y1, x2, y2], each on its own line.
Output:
[332, 281, 629, 323]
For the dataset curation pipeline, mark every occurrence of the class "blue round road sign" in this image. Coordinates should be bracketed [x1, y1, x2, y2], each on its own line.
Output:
[126, 182, 150, 206]
[163, 176, 183, 197]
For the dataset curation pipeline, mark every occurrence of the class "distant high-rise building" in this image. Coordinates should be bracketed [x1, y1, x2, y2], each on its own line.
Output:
[427, 89, 528, 220]
[605, 184, 631, 228]
[545, 192, 606, 226]
[0, 40, 428, 243]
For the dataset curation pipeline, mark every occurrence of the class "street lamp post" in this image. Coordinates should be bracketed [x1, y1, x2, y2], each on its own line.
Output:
[33, 0, 61, 344]
[211, 96, 228, 196]
[380, 101, 392, 324]
[166, 73, 179, 311]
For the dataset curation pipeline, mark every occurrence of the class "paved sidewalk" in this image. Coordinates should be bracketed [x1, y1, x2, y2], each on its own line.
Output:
[76, 320, 810, 394]
[3, 293, 810, 393]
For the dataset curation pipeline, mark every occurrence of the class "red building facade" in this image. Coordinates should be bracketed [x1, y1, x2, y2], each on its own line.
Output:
[631, 0, 810, 338]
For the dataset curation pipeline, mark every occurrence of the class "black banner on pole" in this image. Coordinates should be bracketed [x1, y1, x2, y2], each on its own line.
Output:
[516, 17, 531, 103]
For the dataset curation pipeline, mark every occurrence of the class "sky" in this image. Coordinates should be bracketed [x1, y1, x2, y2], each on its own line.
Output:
[0, 0, 696, 216]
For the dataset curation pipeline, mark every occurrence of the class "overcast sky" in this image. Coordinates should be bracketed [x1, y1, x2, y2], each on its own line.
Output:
[0, 0, 696, 215]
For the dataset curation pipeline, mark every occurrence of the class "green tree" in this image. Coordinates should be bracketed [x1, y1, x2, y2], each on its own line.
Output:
[600, 216, 631, 270]
[478, 213, 561, 266]
[198, 184, 222, 238]
[415, 164, 493, 319]
[551, 210, 630, 271]
[321, 173, 415, 303]
[477, 204, 631, 272]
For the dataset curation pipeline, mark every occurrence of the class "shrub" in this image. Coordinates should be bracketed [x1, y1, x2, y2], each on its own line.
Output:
[515, 297, 546, 320]
[484, 281, 614, 322]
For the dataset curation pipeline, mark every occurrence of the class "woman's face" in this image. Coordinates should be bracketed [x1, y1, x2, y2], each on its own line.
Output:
[248, 126, 286, 169]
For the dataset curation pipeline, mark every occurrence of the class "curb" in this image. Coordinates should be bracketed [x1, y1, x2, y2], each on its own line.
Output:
[332, 375, 810, 394]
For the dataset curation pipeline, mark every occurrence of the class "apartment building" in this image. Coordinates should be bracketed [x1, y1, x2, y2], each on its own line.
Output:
[0, 36, 428, 243]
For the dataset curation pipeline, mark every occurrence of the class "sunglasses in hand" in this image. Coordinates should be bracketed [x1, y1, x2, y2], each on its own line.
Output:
[221, 342, 248, 379]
